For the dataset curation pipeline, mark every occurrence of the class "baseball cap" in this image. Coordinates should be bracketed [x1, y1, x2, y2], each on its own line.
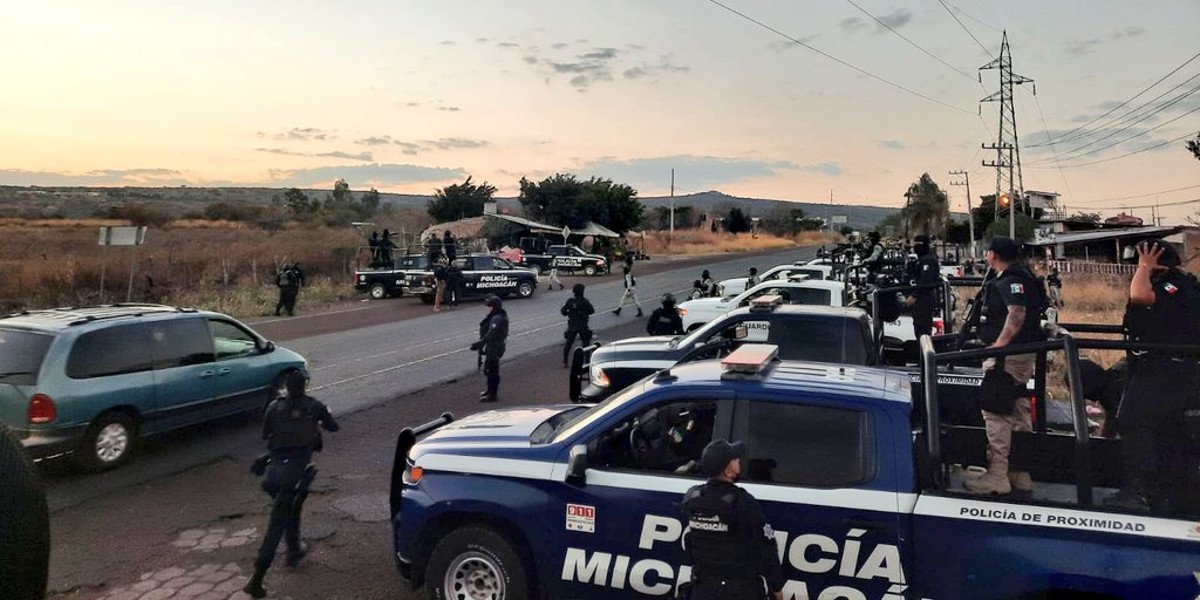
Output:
[700, 439, 745, 477]
[986, 237, 1022, 261]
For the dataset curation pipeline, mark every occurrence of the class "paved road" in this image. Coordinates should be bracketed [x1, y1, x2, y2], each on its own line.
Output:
[42, 246, 817, 600]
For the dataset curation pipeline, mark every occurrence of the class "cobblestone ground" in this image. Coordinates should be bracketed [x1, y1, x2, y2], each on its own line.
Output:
[93, 563, 255, 600]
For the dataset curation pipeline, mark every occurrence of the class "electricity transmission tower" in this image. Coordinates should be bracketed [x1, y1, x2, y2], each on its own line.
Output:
[980, 31, 1034, 239]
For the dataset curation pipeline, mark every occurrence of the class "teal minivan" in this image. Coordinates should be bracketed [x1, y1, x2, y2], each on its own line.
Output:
[0, 304, 308, 470]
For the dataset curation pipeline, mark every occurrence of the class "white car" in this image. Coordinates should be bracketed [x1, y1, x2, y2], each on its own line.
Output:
[719, 264, 834, 296]
[678, 278, 941, 347]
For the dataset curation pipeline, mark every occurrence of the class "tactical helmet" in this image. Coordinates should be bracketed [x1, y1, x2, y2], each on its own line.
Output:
[661, 293, 676, 306]
[485, 295, 503, 308]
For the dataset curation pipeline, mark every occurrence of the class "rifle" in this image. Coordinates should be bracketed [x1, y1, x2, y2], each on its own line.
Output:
[956, 270, 995, 351]
[477, 344, 484, 372]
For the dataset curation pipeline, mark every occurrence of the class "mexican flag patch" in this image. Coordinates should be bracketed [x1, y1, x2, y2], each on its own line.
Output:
[1163, 283, 1178, 295]
[1010, 283, 1025, 294]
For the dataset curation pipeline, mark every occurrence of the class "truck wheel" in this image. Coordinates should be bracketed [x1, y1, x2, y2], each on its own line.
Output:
[529, 264, 542, 276]
[73, 411, 135, 471]
[583, 264, 597, 276]
[369, 283, 388, 300]
[516, 281, 535, 299]
[426, 526, 530, 600]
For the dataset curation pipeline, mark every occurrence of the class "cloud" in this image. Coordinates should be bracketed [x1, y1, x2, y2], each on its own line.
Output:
[839, 17, 866, 32]
[394, 141, 423, 155]
[766, 37, 817, 52]
[876, 9, 913, 30]
[438, 106, 461, 112]
[879, 140, 906, 150]
[268, 163, 466, 187]
[1111, 26, 1145, 40]
[356, 136, 489, 154]
[256, 127, 335, 142]
[520, 44, 688, 90]
[356, 136, 394, 146]
[577, 155, 842, 189]
[440, 40, 455, 45]
[0, 168, 189, 186]
[257, 148, 373, 161]
[1065, 39, 1103, 57]
[496, 42, 520, 49]
[551, 43, 569, 50]
[423, 138, 489, 150]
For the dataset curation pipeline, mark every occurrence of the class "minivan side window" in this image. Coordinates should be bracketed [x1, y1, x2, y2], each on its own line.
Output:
[208, 320, 258, 360]
[742, 400, 872, 487]
[67, 325, 153, 379]
[146, 319, 215, 369]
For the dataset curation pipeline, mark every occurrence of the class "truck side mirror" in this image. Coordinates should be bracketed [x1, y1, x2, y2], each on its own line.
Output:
[566, 444, 588, 484]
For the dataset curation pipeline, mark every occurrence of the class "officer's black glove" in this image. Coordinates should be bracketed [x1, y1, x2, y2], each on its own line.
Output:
[469, 341, 482, 351]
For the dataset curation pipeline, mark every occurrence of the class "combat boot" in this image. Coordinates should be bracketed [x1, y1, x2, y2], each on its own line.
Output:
[479, 393, 498, 403]
[1009, 471, 1033, 493]
[612, 308, 621, 316]
[243, 564, 268, 599]
[964, 470, 1012, 495]
[636, 309, 644, 317]
[286, 541, 309, 567]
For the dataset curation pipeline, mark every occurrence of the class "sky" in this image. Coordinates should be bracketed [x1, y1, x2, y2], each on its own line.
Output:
[1, 0, 1198, 221]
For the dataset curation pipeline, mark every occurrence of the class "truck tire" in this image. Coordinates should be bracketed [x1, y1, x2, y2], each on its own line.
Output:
[583, 264, 597, 276]
[0, 424, 49, 600]
[73, 411, 136, 472]
[516, 281, 535, 299]
[369, 283, 388, 300]
[426, 526, 530, 600]
[529, 264, 542, 276]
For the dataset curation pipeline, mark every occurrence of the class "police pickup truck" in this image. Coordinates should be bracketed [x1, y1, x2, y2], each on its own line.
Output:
[354, 253, 430, 299]
[517, 244, 610, 276]
[390, 337, 1200, 600]
[405, 254, 538, 304]
[572, 297, 877, 403]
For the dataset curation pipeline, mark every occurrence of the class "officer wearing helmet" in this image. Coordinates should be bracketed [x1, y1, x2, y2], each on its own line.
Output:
[903, 234, 941, 340]
[561, 283, 594, 367]
[647, 293, 685, 336]
[470, 296, 509, 403]
[680, 440, 782, 600]
[1105, 239, 1200, 514]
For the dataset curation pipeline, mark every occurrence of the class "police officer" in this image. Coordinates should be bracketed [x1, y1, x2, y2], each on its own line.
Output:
[470, 296, 509, 403]
[680, 440, 782, 600]
[647, 293, 685, 336]
[747, 267, 761, 288]
[244, 372, 339, 598]
[274, 263, 301, 317]
[965, 237, 1043, 496]
[859, 231, 885, 282]
[903, 234, 941, 341]
[0, 424, 49, 600]
[700, 270, 718, 298]
[1106, 240, 1200, 514]
[613, 264, 644, 317]
[561, 284, 594, 367]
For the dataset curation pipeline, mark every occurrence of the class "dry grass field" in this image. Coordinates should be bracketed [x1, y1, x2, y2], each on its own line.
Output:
[640, 229, 842, 256]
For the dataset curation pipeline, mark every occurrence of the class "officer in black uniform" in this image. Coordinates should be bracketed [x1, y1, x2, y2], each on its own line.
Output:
[274, 263, 298, 317]
[0, 424, 49, 600]
[860, 231, 885, 282]
[471, 296, 509, 403]
[903, 234, 941, 341]
[647, 293, 685, 336]
[1106, 240, 1200, 515]
[681, 440, 782, 600]
[561, 283, 595, 367]
[244, 371, 339, 599]
[965, 237, 1044, 496]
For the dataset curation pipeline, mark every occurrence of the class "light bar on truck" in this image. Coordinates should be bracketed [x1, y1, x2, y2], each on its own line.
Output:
[748, 294, 784, 310]
[721, 344, 779, 375]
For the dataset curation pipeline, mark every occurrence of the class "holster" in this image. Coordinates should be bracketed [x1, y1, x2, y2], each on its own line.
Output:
[981, 358, 1023, 415]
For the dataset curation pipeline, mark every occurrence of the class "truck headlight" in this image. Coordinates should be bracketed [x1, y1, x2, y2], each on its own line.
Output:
[677, 308, 688, 317]
[590, 364, 610, 388]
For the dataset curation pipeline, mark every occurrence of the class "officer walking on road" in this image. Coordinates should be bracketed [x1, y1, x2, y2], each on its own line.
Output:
[274, 263, 303, 317]
[1105, 240, 1200, 514]
[561, 283, 594, 367]
[680, 440, 783, 600]
[965, 237, 1044, 496]
[243, 372, 339, 599]
[903, 234, 941, 341]
[470, 296, 509, 403]
[613, 264, 644, 317]
[647, 293, 685, 336]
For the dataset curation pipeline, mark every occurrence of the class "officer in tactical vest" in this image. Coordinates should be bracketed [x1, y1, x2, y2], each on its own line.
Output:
[647, 293, 685, 336]
[274, 263, 301, 317]
[470, 296, 509, 403]
[561, 284, 595, 367]
[965, 237, 1045, 496]
[243, 371, 338, 598]
[680, 440, 782, 600]
[1105, 240, 1200, 515]
[746, 267, 761, 288]
[903, 234, 942, 341]
[858, 231, 885, 283]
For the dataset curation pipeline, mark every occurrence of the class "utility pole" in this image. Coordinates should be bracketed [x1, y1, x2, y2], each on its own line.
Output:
[980, 31, 1033, 240]
[669, 169, 675, 248]
[950, 170, 976, 258]
[828, 189, 834, 233]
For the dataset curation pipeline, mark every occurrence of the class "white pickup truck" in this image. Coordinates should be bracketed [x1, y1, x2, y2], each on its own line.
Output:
[678, 278, 940, 348]
[719, 264, 834, 296]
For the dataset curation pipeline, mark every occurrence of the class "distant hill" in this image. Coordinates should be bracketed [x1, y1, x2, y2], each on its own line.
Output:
[0, 185, 902, 230]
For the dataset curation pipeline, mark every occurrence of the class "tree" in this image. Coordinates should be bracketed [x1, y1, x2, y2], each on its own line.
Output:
[984, 212, 1037, 241]
[517, 173, 643, 232]
[428, 176, 497, 223]
[1065, 211, 1101, 225]
[581, 177, 642, 233]
[902, 173, 950, 237]
[283, 188, 315, 214]
[726, 207, 751, 233]
[361, 187, 381, 215]
[1187, 133, 1200, 161]
[332, 178, 352, 204]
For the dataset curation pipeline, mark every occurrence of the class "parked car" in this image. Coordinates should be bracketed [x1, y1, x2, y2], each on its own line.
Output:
[0, 304, 308, 470]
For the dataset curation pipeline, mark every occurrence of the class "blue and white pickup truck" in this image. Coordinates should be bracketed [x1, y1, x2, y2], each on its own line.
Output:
[389, 339, 1200, 600]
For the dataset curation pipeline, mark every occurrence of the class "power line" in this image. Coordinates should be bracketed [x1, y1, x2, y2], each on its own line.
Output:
[1028, 130, 1198, 169]
[1075, 182, 1200, 204]
[1029, 91, 1074, 200]
[1027, 50, 1200, 147]
[942, 0, 1001, 33]
[703, 0, 975, 115]
[935, 0, 994, 59]
[1029, 102, 1200, 166]
[1074, 196, 1200, 211]
[841, 0, 974, 80]
[1029, 73, 1200, 156]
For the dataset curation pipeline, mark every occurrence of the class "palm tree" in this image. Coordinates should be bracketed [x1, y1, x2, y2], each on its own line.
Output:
[903, 173, 950, 238]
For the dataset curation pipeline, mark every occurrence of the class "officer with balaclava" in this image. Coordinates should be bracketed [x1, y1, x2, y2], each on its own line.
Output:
[903, 234, 942, 341]
[244, 372, 339, 598]
[647, 293, 685, 336]
[470, 296, 510, 403]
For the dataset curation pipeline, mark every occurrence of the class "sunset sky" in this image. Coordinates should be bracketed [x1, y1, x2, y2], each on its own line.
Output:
[2, 1, 1198, 220]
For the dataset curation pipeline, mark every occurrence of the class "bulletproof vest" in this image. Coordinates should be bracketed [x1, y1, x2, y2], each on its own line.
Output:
[979, 265, 1043, 345]
[480, 310, 510, 345]
[267, 396, 320, 451]
[682, 483, 753, 579]
[1124, 270, 1200, 352]
[650, 309, 677, 335]
[566, 298, 590, 329]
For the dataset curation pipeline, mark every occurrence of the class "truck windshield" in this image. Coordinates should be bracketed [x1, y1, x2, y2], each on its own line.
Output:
[551, 382, 649, 444]
[0, 328, 53, 385]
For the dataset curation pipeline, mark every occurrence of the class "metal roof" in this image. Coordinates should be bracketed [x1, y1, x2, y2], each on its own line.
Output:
[485, 213, 622, 238]
[1027, 225, 1182, 246]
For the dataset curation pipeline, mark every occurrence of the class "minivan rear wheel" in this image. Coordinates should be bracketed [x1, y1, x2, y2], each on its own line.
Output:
[75, 411, 135, 471]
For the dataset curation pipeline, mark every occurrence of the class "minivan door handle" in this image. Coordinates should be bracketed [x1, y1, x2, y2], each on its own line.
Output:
[199, 370, 215, 378]
[217, 367, 232, 376]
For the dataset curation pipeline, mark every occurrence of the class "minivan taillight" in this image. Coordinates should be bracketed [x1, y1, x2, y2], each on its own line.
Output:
[28, 393, 57, 424]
